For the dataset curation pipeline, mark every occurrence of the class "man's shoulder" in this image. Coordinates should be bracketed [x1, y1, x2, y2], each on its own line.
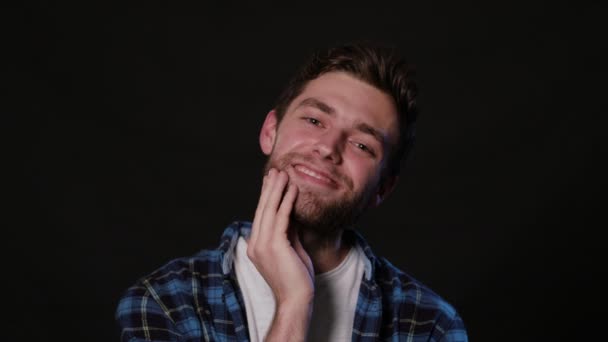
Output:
[370, 257, 467, 340]
[373, 256, 459, 319]
[115, 248, 234, 340]
[115, 248, 226, 324]
[129, 248, 225, 292]
[351, 230, 459, 320]
[115, 222, 250, 340]
[119, 221, 248, 299]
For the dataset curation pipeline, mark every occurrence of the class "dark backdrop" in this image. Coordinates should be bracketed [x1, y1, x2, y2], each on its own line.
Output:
[6, 1, 604, 341]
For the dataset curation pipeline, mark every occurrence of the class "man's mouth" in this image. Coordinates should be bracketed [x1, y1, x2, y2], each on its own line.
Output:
[292, 164, 338, 188]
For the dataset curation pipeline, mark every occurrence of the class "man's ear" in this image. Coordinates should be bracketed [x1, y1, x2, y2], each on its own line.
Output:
[368, 175, 399, 208]
[259, 110, 278, 156]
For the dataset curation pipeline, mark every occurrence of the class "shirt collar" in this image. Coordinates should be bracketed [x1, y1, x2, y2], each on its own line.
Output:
[218, 221, 377, 281]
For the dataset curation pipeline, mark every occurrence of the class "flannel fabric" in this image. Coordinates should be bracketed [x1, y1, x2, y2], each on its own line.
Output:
[116, 221, 468, 341]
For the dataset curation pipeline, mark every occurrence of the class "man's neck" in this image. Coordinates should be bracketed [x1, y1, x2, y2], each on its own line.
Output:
[297, 228, 351, 275]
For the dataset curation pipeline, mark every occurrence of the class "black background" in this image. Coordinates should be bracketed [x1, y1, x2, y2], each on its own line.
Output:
[5, 1, 605, 341]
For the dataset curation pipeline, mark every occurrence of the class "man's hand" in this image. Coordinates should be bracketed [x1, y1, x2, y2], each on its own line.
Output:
[247, 168, 314, 341]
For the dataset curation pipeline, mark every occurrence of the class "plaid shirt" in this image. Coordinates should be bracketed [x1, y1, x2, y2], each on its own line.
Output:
[116, 221, 468, 341]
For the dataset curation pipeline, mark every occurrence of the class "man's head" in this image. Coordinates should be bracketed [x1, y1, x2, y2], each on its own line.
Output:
[274, 43, 418, 178]
[259, 43, 418, 236]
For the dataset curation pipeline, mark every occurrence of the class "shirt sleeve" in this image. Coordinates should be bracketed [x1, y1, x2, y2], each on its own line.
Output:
[115, 283, 184, 342]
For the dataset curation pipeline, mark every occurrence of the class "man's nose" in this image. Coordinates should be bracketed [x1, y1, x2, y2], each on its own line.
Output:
[313, 130, 344, 164]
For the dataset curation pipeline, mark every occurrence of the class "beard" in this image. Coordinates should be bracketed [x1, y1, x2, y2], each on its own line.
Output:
[263, 151, 376, 239]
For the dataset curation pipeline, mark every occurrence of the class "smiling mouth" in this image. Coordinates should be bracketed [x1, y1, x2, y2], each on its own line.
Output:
[292, 164, 337, 188]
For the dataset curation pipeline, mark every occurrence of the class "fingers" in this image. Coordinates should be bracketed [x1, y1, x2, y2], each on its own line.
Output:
[258, 169, 289, 243]
[249, 170, 272, 247]
[250, 168, 294, 248]
[251, 170, 274, 245]
[263, 170, 289, 219]
[275, 183, 298, 235]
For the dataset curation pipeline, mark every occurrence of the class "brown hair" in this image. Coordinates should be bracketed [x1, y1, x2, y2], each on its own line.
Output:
[273, 43, 418, 177]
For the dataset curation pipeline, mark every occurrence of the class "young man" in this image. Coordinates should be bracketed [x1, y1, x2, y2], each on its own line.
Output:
[116, 44, 468, 341]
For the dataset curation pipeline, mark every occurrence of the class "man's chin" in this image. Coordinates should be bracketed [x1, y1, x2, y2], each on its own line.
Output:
[290, 195, 359, 237]
[293, 192, 335, 219]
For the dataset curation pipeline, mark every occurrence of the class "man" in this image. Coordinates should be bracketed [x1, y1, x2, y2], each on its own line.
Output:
[116, 43, 468, 341]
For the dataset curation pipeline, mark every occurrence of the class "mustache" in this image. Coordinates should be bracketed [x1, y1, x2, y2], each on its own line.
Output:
[266, 152, 353, 189]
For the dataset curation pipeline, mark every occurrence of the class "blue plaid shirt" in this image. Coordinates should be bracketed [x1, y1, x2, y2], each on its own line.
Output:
[116, 221, 468, 341]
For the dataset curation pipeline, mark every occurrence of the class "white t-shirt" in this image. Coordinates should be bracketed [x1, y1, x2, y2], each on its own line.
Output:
[233, 236, 365, 342]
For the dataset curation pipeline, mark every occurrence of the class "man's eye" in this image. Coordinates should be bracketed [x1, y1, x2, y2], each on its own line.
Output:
[305, 117, 321, 126]
[354, 142, 375, 156]
[353, 142, 376, 157]
[355, 143, 368, 151]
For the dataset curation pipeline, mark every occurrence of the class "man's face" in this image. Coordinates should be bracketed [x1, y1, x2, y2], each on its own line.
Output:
[260, 71, 399, 234]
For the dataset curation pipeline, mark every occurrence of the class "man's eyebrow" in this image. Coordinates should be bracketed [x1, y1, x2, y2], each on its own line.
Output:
[356, 122, 387, 145]
[296, 98, 336, 115]
[296, 97, 387, 145]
